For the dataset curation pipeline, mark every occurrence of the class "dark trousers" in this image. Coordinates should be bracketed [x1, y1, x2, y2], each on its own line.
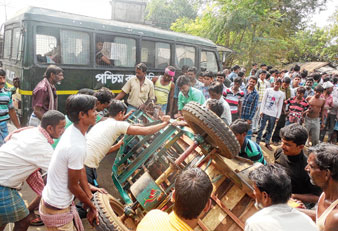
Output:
[320, 114, 336, 142]
[272, 113, 286, 142]
[256, 114, 276, 145]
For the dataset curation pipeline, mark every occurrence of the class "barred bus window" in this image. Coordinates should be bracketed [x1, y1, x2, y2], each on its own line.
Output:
[60, 30, 90, 65]
[4, 30, 12, 59]
[36, 27, 59, 64]
[201, 51, 218, 72]
[175, 45, 195, 69]
[11, 28, 22, 61]
[141, 40, 170, 69]
[95, 35, 136, 68]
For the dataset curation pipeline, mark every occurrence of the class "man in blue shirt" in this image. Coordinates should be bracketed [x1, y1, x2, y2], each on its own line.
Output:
[241, 76, 259, 139]
[0, 69, 20, 146]
[228, 65, 240, 82]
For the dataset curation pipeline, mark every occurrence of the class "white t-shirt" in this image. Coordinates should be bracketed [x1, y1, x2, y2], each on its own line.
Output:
[85, 118, 130, 169]
[0, 127, 53, 189]
[204, 97, 232, 125]
[42, 124, 86, 209]
[260, 88, 285, 118]
[245, 204, 318, 231]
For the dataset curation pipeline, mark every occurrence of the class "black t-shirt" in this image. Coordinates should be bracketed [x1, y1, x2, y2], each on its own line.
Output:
[274, 148, 322, 195]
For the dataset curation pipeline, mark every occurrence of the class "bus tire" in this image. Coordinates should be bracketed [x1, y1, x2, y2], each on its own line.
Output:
[93, 192, 130, 231]
[182, 101, 240, 158]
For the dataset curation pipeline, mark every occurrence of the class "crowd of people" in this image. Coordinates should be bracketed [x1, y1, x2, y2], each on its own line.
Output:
[0, 62, 337, 231]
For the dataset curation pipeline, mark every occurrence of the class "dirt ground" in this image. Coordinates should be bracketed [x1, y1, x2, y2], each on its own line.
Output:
[4, 136, 277, 231]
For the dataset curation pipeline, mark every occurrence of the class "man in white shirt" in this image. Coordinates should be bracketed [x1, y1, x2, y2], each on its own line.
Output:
[0, 110, 66, 231]
[40, 94, 99, 230]
[256, 79, 284, 151]
[84, 100, 170, 188]
[245, 165, 318, 231]
[205, 82, 232, 125]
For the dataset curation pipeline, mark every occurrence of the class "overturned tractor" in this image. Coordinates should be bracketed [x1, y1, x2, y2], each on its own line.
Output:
[93, 102, 260, 231]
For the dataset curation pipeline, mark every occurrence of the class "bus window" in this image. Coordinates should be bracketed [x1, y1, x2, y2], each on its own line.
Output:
[175, 45, 195, 69]
[11, 28, 22, 60]
[60, 30, 90, 65]
[141, 40, 170, 69]
[3, 30, 12, 59]
[200, 51, 218, 72]
[95, 36, 136, 67]
[36, 27, 60, 64]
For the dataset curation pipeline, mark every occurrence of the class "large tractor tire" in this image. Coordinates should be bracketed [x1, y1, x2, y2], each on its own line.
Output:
[182, 101, 240, 158]
[93, 192, 135, 231]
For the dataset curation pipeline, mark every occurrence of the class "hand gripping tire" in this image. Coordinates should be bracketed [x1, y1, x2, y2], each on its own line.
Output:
[93, 192, 132, 231]
[182, 101, 240, 158]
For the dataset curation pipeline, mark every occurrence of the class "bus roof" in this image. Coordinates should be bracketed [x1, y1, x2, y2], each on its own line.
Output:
[6, 7, 217, 48]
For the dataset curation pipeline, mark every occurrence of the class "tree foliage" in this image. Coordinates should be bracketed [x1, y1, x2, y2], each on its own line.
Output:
[145, 0, 198, 30]
[146, 0, 336, 67]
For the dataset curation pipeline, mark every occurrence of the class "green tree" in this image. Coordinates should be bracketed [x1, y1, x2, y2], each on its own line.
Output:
[145, 0, 198, 30]
[171, 0, 329, 68]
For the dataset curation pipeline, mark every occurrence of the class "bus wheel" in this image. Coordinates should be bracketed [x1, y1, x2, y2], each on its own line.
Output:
[182, 101, 240, 158]
[93, 192, 135, 231]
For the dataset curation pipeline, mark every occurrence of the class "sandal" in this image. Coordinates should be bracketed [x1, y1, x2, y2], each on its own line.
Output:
[30, 214, 44, 226]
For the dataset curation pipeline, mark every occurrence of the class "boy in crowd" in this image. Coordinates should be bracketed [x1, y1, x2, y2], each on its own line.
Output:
[241, 77, 259, 139]
[230, 119, 266, 165]
[0, 69, 20, 146]
[271, 77, 293, 145]
[224, 77, 244, 122]
[285, 87, 309, 125]
[252, 70, 269, 134]
[256, 79, 284, 151]
[201, 71, 214, 100]
[205, 82, 231, 125]
[216, 71, 231, 88]
[305, 85, 325, 146]
[176, 75, 205, 118]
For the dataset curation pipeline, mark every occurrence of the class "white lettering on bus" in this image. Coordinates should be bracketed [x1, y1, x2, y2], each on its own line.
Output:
[95, 71, 155, 85]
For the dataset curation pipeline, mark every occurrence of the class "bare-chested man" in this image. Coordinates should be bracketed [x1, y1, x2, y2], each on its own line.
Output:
[305, 85, 325, 146]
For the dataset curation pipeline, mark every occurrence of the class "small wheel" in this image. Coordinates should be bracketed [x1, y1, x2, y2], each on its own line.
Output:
[93, 192, 136, 231]
[182, 102, 240, 158]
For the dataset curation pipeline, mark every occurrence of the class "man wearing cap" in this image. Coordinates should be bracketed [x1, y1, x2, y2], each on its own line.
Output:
[152, 66, 176, 115]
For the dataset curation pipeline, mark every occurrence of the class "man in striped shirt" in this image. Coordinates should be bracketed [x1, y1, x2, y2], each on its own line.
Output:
[285, 87, 309, 125]
[223, 77, 244, 122]
[0, 69, 20, 146]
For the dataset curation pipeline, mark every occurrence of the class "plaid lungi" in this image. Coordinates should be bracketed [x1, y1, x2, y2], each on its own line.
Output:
[0, 185, 29, 226]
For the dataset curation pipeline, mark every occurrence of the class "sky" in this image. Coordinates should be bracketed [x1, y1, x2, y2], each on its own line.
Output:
[0, 0, 337, 29]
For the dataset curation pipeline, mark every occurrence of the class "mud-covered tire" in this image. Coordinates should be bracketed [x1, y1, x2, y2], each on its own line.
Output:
[182, 101, 240, 158]
[93, 192, 130, 231]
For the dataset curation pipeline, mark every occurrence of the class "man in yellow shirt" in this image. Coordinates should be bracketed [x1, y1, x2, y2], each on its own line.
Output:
[137, 168, 213, 231]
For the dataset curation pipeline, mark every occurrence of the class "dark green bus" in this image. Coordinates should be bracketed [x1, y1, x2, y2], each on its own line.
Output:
[1, 7, 221, 124]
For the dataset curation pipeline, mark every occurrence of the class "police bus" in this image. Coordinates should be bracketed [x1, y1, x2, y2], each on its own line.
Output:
[1, 7, 222, 124]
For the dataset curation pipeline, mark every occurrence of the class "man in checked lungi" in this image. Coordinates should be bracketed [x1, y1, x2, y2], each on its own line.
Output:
[0, 110, 66, 231]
